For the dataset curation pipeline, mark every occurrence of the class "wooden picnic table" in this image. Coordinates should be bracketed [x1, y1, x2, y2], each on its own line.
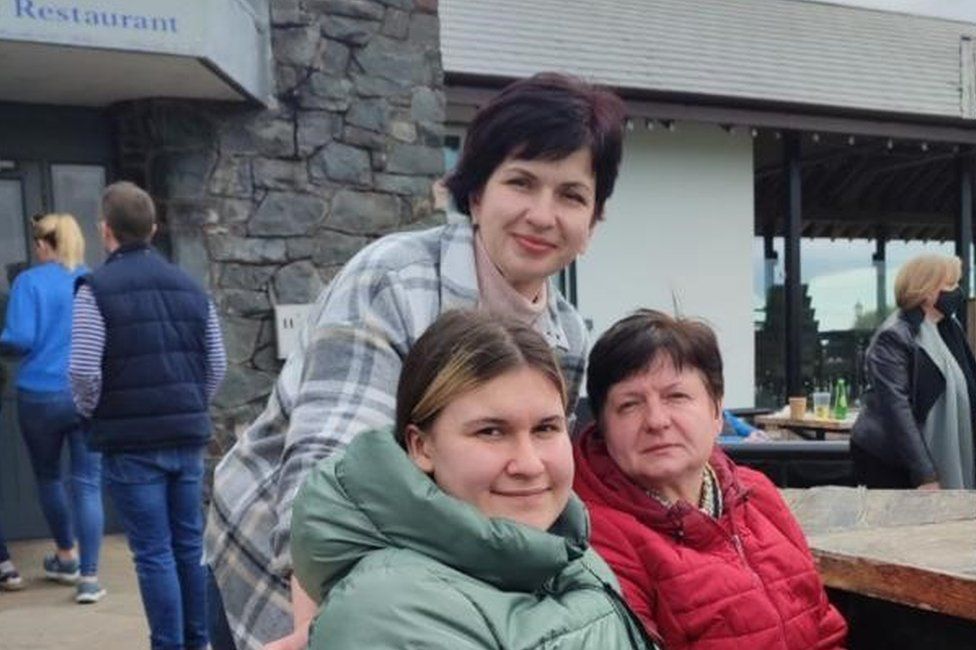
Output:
[783, 488, 976, 631]
[755, 413, 854, 440]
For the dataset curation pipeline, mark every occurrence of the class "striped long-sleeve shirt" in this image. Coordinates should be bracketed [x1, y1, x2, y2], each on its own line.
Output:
[69, 284, 227, 418]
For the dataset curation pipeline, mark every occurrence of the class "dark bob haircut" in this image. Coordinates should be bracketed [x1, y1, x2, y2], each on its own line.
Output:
[587, 309, 725, 423]
[444, 72, 626, 222]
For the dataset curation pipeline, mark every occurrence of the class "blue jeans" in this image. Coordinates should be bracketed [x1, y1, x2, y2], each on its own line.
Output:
[18, 388, 103, 576]
[104, 447, 208, 650]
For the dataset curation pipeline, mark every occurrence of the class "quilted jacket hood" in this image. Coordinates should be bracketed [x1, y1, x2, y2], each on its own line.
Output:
[292, 428, 590, 600]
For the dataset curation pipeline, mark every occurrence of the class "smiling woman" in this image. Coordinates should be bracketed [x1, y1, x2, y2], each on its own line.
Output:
[290, 310, 660, 650]
[396, 311, 572, 531]
[472, 149, 597, 299]
[207, 72, 627, 650]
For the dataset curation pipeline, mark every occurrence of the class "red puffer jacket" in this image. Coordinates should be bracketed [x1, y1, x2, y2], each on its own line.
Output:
[574, 425, 847, 650]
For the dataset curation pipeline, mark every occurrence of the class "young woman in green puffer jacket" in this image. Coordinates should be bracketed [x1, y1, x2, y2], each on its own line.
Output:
[291, 310, 661, 650]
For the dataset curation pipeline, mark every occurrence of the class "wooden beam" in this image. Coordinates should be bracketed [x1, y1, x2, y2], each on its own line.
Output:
[900, 162, 952, 212]
[928, 164, 960, 211]
[804, 206, 952, 226]
[882, 163, 941, 210]
[755, 143, 896, 180]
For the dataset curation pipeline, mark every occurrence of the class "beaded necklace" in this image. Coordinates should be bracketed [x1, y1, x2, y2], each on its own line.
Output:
[646, 463, 722, 517]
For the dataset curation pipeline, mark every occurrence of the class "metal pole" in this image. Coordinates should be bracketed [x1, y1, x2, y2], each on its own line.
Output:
[783, 132, 803, 398]
[873, 229, 886, 326]
[957, 149, 973, 332]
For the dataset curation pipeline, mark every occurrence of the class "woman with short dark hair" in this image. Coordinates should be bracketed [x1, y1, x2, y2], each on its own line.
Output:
[574, 310, 847, 650]
[291, 310, 659, 650]
[208, 72, 628, 650]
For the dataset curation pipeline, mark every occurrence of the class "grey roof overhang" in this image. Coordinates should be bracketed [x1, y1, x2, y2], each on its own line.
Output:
[443, 0, 976, 140]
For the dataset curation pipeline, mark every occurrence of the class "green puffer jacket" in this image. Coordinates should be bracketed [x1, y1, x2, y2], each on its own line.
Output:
[292, 429, 659, 650]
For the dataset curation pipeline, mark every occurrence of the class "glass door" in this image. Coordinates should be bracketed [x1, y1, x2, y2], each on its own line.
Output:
[0, 163, 51, 539]
[0, 178, 28, 293]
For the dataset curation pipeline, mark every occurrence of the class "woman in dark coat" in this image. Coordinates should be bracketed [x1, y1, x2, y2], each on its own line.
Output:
[852, 253, 976, 489]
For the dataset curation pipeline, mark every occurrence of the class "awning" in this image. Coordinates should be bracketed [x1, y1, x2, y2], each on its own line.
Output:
[0, 0, 272, 106]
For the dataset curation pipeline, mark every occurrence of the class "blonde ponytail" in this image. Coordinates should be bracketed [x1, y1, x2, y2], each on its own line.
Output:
[33, 213, 86, 271]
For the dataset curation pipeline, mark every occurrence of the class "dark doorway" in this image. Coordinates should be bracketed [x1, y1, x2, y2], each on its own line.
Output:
[0, 103, 119, 540]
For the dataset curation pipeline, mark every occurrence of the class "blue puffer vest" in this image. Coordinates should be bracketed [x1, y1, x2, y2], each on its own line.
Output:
[82, 242, 212, 452]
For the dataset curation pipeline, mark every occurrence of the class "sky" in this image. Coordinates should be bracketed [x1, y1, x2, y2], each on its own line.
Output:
[753, 238, 958, 331]
[803, 0, 976, 24]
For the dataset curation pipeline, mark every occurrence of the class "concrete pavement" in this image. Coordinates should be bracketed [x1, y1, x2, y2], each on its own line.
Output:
[0, 534, 149, 649]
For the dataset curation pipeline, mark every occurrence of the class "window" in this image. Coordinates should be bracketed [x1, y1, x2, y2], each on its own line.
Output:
[51, 164, 106, 268]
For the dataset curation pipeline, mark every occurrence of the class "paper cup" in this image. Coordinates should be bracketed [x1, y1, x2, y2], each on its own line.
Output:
[788, 396, 807, 420]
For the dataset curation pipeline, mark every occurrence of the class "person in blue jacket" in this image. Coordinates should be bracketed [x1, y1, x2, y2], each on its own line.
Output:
[720, 409, 770, 442]
[0, 213, 105, 603]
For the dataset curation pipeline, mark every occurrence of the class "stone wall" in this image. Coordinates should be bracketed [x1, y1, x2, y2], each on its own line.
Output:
[109, 0, 445, 452]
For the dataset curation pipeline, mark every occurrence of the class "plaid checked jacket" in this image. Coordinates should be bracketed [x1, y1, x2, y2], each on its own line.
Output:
[205, 220, 589, 650]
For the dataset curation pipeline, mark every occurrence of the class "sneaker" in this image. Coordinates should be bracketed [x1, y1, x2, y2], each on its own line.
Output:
[0, 564, 23, 591]
[43, 554, 80, 584]
[75, 579, 106, 604]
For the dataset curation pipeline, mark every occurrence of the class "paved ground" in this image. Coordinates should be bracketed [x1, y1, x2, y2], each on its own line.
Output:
[0, 534, 149, 649]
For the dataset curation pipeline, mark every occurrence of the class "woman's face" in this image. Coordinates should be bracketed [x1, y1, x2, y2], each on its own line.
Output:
[406, 366, 573, 531]
[922, 275, 960, 313]
[470, 148, 597, 299]
[600, 356, 723, 505]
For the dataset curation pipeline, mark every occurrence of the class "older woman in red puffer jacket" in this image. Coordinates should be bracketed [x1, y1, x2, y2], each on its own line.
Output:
[574, 310, 846, 650]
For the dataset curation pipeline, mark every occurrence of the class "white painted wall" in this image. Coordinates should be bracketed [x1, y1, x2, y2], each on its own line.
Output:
[576, 122, 756, 407]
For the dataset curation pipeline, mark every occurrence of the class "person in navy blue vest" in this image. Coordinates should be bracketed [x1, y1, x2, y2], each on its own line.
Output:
[69, 181, 227, 650]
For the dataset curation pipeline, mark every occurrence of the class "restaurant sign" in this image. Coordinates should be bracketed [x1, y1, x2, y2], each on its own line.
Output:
[0, 0, 273, 105]
[11, 0, 179, 34]
[0, 0, 204, 56]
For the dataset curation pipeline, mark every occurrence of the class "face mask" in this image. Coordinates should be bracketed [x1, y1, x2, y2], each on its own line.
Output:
[935, 287, 964, 317]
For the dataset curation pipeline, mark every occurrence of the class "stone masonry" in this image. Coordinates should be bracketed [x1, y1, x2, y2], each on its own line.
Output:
[109, 0, 445, 453]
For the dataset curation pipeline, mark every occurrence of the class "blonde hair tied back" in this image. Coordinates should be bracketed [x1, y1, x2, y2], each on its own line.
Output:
[33, 213, 86, 271]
